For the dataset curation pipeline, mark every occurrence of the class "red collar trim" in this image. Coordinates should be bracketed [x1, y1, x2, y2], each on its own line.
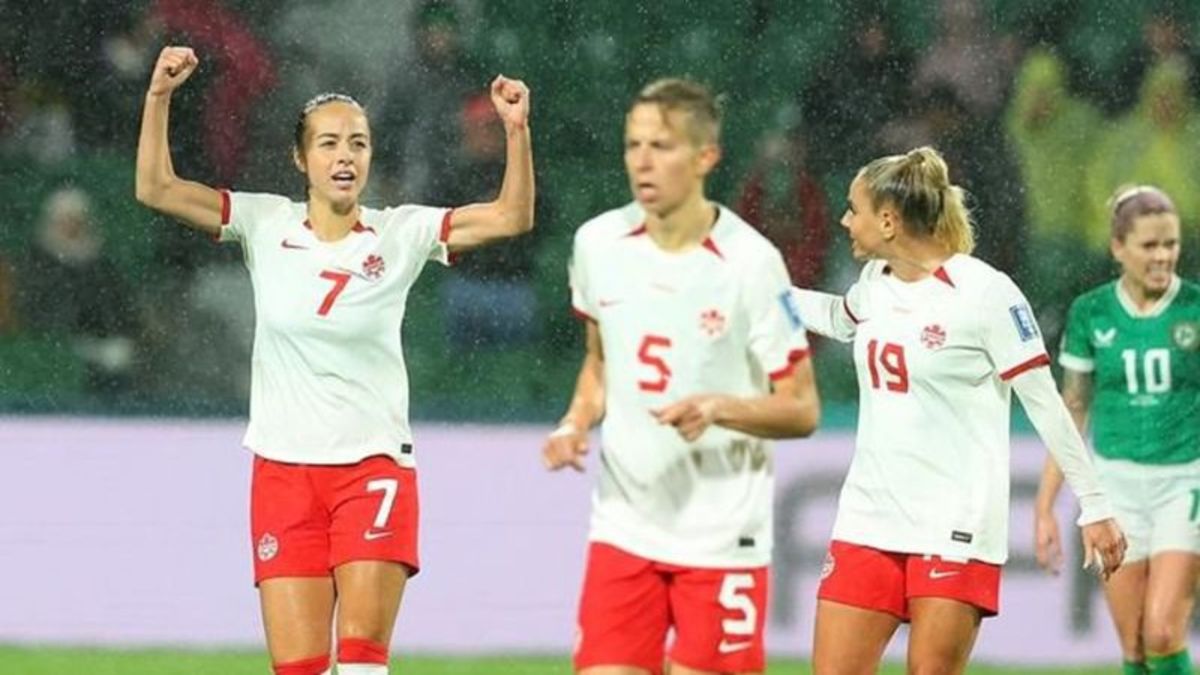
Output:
[302, 220, 376, 235]
[933, 266, 955, 287]
[627, 222, 724, 258]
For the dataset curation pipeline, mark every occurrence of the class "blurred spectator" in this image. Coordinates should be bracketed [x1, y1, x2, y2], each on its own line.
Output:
[377, 0, 481, 201]
[15, 187, 139, 393]
[0, 82, 76, 166]
[735, 124, 830, 289]
[151, 0, 276, 186]
[1084, 56, 1200, 261]
[72, 7, 164, 150]
[801, 10, 913, 175]
[914, 0, 1019, 119]
[437, 93, 543, 349]
[1006, 48, 1108, 332]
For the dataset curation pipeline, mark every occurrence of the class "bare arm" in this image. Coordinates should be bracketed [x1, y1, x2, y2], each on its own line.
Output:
[134, 47, 225, 236]
[542, 320, 605, 472]
[445, 76, 535, 252]
[653, 357, 821, 441]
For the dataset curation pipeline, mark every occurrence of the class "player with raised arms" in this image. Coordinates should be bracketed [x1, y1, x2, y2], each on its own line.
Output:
[542, 78, 821, 675]
[135, 46, 533, 675]
[791, 146, 1126, 675]
[1036, 185, 1198, 675]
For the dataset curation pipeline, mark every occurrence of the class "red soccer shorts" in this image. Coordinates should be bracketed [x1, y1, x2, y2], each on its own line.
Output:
[250, 454, 419, 584]
[575, 542, 768, 674]
[816, 540, 1000, 620]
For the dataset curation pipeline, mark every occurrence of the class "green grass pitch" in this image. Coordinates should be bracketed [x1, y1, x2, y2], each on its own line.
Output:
[0, 647, 1120, 674]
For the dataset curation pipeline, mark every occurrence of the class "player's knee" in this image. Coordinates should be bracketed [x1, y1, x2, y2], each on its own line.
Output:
[907, 657, 966, 675]
[1142, 616, 1186, 655]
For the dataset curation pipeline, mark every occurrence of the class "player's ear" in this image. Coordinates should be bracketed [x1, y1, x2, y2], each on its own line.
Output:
[697, 142, 721, 176]
[292, 146, 306, 175]
[878, 206, 900, 242]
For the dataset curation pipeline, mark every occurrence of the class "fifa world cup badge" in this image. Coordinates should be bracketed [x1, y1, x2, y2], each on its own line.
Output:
[1172, 321, 1199, 351]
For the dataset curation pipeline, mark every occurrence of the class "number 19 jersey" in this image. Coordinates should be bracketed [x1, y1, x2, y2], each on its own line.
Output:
[218, 191, 451, 466]
[569, 204, 810, 568]
[1059, 276, 1200, 465]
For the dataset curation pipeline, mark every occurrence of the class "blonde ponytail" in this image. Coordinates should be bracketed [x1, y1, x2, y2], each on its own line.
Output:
[858, 146, 975, 254]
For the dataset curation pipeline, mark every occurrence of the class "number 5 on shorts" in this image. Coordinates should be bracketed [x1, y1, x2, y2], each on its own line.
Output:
[366, 478, 398, 530]
[719, 573, 757, 637]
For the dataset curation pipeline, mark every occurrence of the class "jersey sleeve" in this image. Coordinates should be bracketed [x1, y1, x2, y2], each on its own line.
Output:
[568, 228, 596, 321]
[744, 248, 810, 381]
[387, 205, 453, 266]
[981, 274, 1051, 380]
[217, 191, 291, 245]
[1057, 295, 1095, 373]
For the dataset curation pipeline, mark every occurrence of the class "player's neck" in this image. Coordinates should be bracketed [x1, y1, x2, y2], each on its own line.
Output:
[307, 197, 360, 242]
[884, 238, 953, 282]
[1119, 275, 1168, 310]
[645, 196, 716, 252]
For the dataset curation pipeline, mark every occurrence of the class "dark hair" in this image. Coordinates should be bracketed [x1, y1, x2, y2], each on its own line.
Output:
[1108, 185, 1177, 241]
[631, 78, 723, 146]
[293, 92, 365, 151]
[857, 146, 975, 254]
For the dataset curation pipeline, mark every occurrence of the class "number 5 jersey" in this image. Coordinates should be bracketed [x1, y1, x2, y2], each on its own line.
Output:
[569, 204, 810, 568]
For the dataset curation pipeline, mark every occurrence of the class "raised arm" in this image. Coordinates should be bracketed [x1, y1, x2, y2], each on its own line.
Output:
[445, 75, 535, 252]
[1033, 368, 1093, 573]
[542, 320, 605, 472]
[134, 47, 225, 236]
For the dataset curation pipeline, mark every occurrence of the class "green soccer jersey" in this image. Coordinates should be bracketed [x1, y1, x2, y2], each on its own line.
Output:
[1059, 276, 1200, 464]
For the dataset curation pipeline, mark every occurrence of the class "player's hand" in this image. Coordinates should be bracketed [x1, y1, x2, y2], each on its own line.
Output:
[490, 75, 530, 131]
[542, 422, 588, 472]
[1034, 510, 1064, 575]
[148, 46, 198, 97]
[653, 395, 722, 442]
[1080, 518, 1126, 581]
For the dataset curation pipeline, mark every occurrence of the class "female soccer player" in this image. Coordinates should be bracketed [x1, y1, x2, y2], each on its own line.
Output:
[543, 79, 820, 675]
[792, 146, 1126, 675]
[135, 46, 533, 675]
[1036, 185, 1198, 675]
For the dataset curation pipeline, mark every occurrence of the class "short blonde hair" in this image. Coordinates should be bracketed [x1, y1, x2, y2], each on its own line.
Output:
[631, 78, 722, 147]
[858, 146, 975, 254]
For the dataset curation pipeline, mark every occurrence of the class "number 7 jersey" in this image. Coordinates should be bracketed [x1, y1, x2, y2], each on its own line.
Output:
[569, 204, 809, 568]
[218, 191, 451, 466]
[1059, 276, 1200, 465]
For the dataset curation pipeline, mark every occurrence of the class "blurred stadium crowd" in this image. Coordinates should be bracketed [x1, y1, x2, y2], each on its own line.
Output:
[0, 0, 1198, 418]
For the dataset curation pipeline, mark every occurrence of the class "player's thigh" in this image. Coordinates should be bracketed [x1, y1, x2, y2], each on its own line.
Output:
[575, 543, 670, 674]
[667, 566, 768, 675]
[1143, 551, 1198, 652]
[334, 559, 410, 643]
[579, 667, 652, 675]
[259, 576, 336, 664]
[812, 600, 900, 675]
[906, 597, 981, 675]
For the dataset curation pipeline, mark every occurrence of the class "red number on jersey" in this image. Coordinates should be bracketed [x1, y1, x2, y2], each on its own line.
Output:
[866, 339, 909, 392]
[317, 271, 351, 316]
[637, 335, 672, 392]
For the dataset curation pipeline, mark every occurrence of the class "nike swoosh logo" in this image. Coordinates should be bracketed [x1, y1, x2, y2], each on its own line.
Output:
[598, 299, 622, 307]
[363, 530, 393, 541]
[929, 569, 960, 579]
[717, 640, 754, 654]
[281, 239, 309, 250]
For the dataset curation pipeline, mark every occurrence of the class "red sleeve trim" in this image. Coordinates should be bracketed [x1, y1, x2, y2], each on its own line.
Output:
[769, 348, 811, 381]
[572, 306, 596, 323]
[439, 209, 454, 243]
[999, 353, 1050, 381]
[842, 297, 861, 324]
[219, 189, 231, 225]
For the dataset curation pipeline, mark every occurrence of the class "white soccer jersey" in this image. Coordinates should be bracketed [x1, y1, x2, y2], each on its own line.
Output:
[570, 203, 810, 568]
[218, 191, 450, 466]
[794, 255, 1049, 564]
